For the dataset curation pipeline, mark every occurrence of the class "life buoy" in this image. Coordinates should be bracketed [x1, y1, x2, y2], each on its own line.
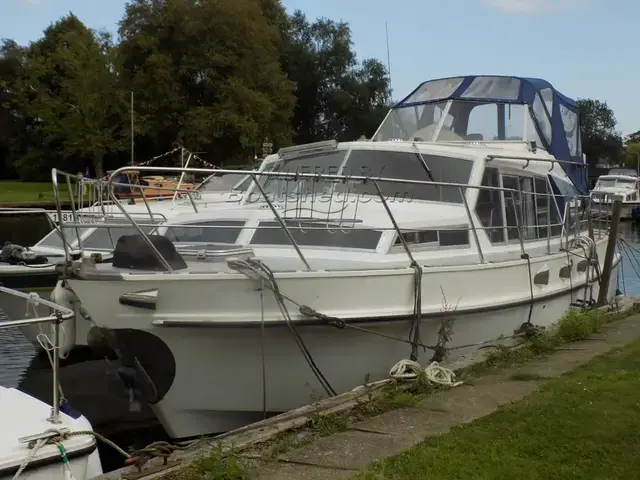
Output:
[50, 280, 78, 360]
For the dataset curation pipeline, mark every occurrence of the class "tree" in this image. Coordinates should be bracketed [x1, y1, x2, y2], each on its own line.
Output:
[577, 98, 623, 166]
[9, 15, 127, 179]
[0, 40, 27, 179]
[624, 141, 640, 169]
[282, 11, 390, 144]
[118, 0, 295, 164]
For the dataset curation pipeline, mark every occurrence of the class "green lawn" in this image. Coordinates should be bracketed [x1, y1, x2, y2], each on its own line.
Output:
[0, 180, 56, 204]
[354, 339, 640, 480]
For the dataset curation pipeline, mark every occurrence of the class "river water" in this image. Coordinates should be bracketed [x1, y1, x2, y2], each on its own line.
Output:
[1, 218, 640, 471]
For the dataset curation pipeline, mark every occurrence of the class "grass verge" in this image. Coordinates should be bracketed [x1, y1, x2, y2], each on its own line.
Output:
[165, 304, 640, 479]
[0, 181, 56, 204]
[353, 334, 640, 480]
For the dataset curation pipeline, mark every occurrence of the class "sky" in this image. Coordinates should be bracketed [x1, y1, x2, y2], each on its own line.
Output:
[1, 0, 638, 135]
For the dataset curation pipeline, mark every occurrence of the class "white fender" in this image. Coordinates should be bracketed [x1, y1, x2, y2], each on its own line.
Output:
[50, 280, 78, 360]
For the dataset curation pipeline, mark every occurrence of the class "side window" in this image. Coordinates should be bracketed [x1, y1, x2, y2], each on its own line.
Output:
[535, 177, 563, 238]
[395, 228, 469, 248]
[475, 167, 504, 243]
[519, 177, 536, 241]
[502, 174, 563, 242]
[534, 177, 549, 238]
[165, 221, 245, 244]
[502, 175, 520, 241]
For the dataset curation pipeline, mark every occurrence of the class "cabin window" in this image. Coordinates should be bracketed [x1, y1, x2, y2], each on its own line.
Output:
[165, 220, 245, 244]
[249, 221, 382, 250]
[395, 231, 438, 245]
[535, 177, 550, 238]
[502, 174, 563, 242]
[475, 167, 504, 243]
[502, 176, 521, 241]
[343, 150, 473, 204]
[394, 228, 469, 248]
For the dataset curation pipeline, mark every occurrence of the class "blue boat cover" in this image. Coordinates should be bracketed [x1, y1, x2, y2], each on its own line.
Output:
[395, 75, 586, 194]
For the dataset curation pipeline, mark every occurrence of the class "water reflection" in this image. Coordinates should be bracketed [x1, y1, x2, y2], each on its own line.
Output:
[616, 222, 640, 296]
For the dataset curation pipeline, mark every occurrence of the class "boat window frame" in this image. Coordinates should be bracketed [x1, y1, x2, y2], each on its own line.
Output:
[496, 169, 564, 246]
[389, 226, 471, 253]
[162, 219, 248, 246]
[247, 220, 384, 251]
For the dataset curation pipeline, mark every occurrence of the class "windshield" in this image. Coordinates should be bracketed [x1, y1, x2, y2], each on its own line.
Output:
[596, 178, 636, 189]
[198, 172, 252, 193]
[36, 227, 92, 249]
[373, 99, 542, 145]
[37, 216, 160, 251]
[608, 169, 637, 176]
[342, 150, 473, 203]
[260, 150, 347, 202]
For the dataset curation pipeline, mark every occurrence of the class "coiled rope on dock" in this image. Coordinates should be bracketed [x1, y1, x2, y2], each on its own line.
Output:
[389, 359, 463, 386]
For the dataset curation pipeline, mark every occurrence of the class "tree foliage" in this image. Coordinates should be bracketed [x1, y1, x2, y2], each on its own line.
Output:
[118, 0, 296, 163]
[0, 0, 391, 180]
[284, 11, 389, 144]
[576, 98, 623, 166]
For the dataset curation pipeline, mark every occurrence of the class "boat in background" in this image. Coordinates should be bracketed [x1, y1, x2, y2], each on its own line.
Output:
[0, 286, 103, 479]
[590, 168, 640, 220]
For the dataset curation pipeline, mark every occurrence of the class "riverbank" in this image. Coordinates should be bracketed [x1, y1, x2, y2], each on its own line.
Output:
[0, 180, 55, 204]
[354, 335, 640, 479]
[92, 297, 640, 480]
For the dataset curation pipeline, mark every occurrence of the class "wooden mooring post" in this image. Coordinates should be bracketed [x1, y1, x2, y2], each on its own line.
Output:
[597, 197, 622, 306]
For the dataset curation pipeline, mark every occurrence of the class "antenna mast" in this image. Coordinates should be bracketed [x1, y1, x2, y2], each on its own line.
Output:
[130, 91, 135, 166]
[385, 21, 392, 103]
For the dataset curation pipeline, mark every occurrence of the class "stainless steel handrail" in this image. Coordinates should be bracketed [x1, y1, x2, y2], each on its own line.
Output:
[51, 164, 600, 274]
[0, 286, 74, 424]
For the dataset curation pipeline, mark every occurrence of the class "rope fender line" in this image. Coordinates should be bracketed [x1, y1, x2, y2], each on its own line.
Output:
[13, 427, 198, 478]
[228, 258, 440, 353]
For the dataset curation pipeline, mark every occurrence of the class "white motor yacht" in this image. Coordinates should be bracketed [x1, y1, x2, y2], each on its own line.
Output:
[590, 168, 640, 220]
[53, 75, 620, 439]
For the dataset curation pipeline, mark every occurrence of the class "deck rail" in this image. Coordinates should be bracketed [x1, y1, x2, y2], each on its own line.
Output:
[0, 286, 74, 424]
[51, 164, 603, 272]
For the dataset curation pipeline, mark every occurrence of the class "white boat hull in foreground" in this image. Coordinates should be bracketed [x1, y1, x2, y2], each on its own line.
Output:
[0, 387, 102, 479]
[68, 240, 619, 439]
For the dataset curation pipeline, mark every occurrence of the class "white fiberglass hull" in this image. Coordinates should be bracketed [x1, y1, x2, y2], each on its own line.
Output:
[0, 387, 102, 479]
[68, 238, 620, 439]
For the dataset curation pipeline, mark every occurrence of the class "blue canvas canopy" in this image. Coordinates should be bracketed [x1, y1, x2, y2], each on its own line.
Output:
[395, 75, 586, 194]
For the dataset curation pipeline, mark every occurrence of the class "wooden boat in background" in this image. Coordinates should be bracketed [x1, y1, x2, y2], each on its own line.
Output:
[106, 170, 195, 200]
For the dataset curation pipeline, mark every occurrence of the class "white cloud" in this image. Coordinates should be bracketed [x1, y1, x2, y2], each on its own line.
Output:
[483, 0, 583, 12]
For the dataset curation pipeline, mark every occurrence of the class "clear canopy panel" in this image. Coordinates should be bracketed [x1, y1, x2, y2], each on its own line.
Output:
[373, 99, 543, 145]
[372, 75, 587, 194]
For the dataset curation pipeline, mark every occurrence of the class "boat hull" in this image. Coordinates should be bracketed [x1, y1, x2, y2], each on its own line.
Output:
[68, 241, 621, 439]
[0, 386, 102, 479]
[590, 201, 640, 220]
